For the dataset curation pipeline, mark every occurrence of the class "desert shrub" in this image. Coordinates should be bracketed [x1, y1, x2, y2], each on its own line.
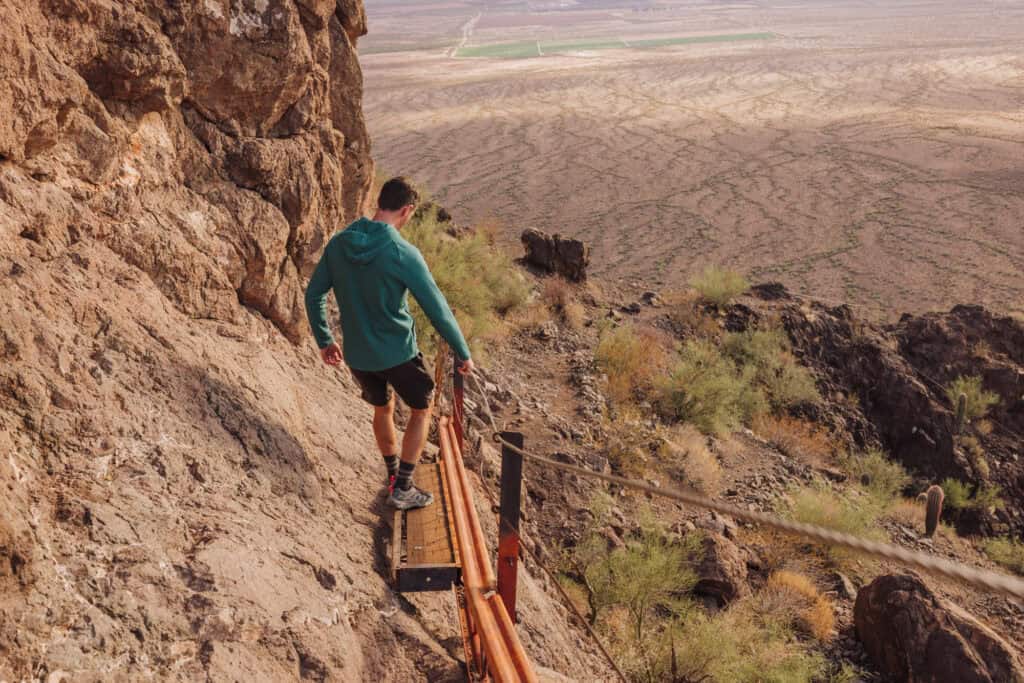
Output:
[723, 328, 820, 410]
[959, 435, 991, 480]
[787, 486, 878, 535]
[941, 478, 1005, 512]
[782, 484, 883, 559]
[663, 424, 722, 494]
[602, 409, 653, 478]
[762, 571, 835, 642]
[690, 266, 750, 308]
[571, 508, 829, 682]
[753, 414, 836, 466]
[655, 339, 764, 434]
[669, 599, 827, 683]
[982, 537, 1024, 576]
[541, 276, 572, 310]
[945, 375, 1000, 422]
[586, 525, 699, 641]
[840, 449, 911, 504]
[596, 323, 667, 405]
[404, 205, 529, 356]
[829, 664, 869, 683]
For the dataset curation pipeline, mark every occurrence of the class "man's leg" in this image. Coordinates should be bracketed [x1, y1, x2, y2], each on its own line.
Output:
[388, 355, 436, 509]
[373, 396, 400, 486]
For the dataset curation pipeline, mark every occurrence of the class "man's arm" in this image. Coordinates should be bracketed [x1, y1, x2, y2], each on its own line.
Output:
[401, 247, 472, 363]
[304, 253, 342, 365]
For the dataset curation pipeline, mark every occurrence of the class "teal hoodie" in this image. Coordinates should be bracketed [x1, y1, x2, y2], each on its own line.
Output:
[304, 217, 471, 372]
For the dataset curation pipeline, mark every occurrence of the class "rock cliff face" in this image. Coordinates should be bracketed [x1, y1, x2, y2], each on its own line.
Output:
[0, 2, 609, 680]
[1, 0, 373, 342]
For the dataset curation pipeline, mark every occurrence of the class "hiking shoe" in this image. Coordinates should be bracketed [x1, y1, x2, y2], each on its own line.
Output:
[387, 485, 434, 511]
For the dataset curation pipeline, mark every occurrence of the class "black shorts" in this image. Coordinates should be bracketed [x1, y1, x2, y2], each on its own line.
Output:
[349, 354, 435, 410]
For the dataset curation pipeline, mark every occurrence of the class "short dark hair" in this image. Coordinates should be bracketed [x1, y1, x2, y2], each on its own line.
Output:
[378, 177, 419, 211]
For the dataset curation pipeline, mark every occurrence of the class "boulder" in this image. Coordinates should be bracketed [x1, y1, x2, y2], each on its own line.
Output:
[854, 572, 1024, 683]
[520, 229, 589, 282]
[692, 532, 749, 607]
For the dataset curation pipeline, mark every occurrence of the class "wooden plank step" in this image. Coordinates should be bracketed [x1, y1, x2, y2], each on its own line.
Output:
[391, 461, 461, 592]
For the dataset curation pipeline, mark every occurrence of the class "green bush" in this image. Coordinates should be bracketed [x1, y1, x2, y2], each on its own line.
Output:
[945, 375, 1000, 422]
[840, 449, 910, 504]
[723, 328, 820, 410]
[982, 537, 1024, 576]
[655, 339, 764, 434]
[585, 526, 698, 641]
[403, 205, 529, 357]
[690, 266, 750, 307]
[941, 478, 1005, 512]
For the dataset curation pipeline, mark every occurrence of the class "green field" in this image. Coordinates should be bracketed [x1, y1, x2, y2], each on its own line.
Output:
[457, 41, 541, 58]
[541, 39, 627, 53]
[457, 33, 774, 59]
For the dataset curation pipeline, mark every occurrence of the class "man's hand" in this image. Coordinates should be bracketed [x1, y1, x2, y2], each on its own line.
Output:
[457, 358, 475, 376]
[320, 343, 343, 367]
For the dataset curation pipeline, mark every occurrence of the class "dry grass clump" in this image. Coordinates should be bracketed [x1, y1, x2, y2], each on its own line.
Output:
[887, 497, 925, 526]
[563, 300, 586, 330]
[945, 375, 1000, 422]
[762, 571, 835, 642]
[602, 409, 653, 478]
[663, 424, 722, 494]
[665, 288, 720, 338]
[885, 497, 956, 538]
[509, 300, 553, 330]
[595, 323, 668, 405]
[542, 275, 572, 310]
[690, 266, 750, 308]
[541, 276, 587, 330]
[982, 537, 1024, 576]
[753, 414, 837, 467]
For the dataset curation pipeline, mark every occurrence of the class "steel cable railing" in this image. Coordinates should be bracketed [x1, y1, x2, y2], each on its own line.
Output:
[464, 372, 1024, 601]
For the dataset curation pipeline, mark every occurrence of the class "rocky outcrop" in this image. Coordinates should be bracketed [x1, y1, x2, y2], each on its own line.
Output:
[740, 284, 1024, 536]
[521, 229, 590, 282]
[692, 532, 750, 607]
[854, 573, 1024, 683]
[1, 0, 374, 343]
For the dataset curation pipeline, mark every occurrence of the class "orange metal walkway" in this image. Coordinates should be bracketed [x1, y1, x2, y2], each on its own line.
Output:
[391, 416, 536, 682]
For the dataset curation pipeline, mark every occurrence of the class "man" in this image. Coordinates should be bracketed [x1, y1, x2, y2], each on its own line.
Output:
[304, 177, 474, 511]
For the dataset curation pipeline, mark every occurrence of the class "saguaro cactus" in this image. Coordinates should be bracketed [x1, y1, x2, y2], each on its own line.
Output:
[925, 484, 944, 537]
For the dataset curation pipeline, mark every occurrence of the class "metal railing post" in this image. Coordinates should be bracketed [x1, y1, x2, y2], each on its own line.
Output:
[497, 431, 524, 623]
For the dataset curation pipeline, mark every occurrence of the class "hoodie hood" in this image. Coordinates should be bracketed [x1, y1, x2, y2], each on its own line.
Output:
[337, 217, 399, 265]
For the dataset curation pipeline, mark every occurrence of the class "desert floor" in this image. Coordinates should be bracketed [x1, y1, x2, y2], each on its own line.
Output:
[362, 1, 1024, 318]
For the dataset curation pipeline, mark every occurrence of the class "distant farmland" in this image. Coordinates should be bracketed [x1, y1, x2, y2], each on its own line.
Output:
[456, 33, 775, 59]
